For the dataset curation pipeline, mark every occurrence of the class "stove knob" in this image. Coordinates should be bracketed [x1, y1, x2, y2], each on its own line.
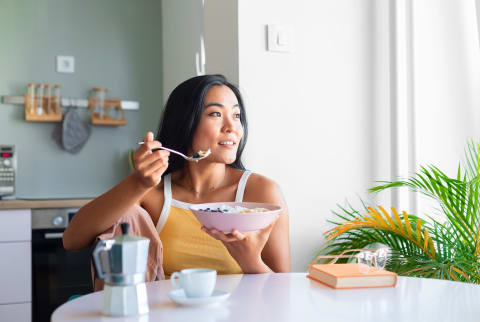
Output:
[52, 216, 64, 227]
[3, 160, 10, 166]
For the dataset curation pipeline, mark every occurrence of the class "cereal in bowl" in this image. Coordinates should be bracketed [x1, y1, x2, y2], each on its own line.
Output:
[198, 205, 270, 213]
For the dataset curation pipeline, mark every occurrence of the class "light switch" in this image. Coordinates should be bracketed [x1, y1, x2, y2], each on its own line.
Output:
[277, 31, 289, 46]
[267, 24, 293, 53]
[56, 55, 75, 73]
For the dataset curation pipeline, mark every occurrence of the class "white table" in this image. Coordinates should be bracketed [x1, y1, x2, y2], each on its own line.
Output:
[51, 273, 480, 322]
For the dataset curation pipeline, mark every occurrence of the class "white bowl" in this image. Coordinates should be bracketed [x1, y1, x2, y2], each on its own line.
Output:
[190, 202, 283, 232]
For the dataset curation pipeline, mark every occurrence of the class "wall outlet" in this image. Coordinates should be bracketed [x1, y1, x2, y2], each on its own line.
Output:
[56, 55, 75, 73]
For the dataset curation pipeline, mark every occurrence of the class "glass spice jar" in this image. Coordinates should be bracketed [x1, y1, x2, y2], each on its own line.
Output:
[91, 88, 107, 119]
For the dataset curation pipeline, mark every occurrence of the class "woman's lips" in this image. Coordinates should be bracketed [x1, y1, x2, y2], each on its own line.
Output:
[218, 142, 236, 149]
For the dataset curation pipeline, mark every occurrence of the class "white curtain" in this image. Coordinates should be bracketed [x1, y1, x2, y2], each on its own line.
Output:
[390, 0, 480, 217]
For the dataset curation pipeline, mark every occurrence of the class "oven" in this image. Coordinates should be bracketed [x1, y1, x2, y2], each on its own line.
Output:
[31, 208, 93, 322]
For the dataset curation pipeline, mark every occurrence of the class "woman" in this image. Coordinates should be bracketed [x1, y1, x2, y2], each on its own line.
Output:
[63, 74, 290, 274]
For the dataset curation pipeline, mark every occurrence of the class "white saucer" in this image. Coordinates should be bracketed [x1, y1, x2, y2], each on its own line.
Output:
[168, 289, 230, 306]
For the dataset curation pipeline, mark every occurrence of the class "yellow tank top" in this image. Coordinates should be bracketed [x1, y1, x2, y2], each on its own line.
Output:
[157, 171, 252, 276]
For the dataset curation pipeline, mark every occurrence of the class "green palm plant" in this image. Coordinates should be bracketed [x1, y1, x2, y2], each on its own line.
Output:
[317, 141, 480, 283]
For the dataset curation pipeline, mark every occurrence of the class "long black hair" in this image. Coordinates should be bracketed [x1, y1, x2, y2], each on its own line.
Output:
[156, 74, 248, 176]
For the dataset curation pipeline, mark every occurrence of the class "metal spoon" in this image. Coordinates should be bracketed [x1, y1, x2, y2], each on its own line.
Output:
[137, 142, 211, 162]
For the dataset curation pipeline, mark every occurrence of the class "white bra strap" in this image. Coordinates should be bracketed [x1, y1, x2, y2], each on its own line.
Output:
[235, 171, 252, 202]
[156, 173, 172, 233]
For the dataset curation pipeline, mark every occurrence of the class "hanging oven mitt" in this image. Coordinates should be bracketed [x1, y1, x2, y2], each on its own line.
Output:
[52, 108, 91, 154]
[62, 108, 91, 153]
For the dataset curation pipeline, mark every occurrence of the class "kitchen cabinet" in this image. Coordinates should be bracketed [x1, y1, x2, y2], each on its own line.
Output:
[0, 209, 30, 241]
[0, 209, 31, 322]
[0, 303, 31, 322]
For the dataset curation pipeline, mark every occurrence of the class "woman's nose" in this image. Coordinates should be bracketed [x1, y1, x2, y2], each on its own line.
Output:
[222, 115, 235, 132]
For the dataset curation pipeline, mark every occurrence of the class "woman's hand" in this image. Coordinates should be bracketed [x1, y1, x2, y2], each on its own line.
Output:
[201, 220, 278, 273]
[133, 131, 170, 189]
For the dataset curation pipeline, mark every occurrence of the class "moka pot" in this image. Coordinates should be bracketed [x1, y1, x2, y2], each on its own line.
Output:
[92, 222, 150, 316]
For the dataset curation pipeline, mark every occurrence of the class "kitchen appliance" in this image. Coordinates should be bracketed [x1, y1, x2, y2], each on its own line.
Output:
[92, 223, 150, 316]
[0, 145, 16, 198]
[32, 208, 93, 322]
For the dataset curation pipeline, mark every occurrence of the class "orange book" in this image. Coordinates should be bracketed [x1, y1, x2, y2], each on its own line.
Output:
[307, 263, 397, 289]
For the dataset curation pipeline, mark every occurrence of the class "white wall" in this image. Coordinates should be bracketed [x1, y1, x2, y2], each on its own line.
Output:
[236, 0, 391, 271]
[413, 0, 480, 218]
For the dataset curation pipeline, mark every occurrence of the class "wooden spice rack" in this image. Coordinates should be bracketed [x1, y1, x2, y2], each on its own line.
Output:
[88, 97, 126, 126]
[24, 94, 62, 122]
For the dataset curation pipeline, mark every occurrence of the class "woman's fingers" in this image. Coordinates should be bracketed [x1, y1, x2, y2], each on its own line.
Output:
[202, 224, 275, 243]
[140, 131, 157, 154]
[202, 227, 239, 243]
[136, 150, 169, 171]
[136, 151, 169, 179]
[132, 131, 170, 188]
[231, 229, 246, 240]
[143, 131, 154, 143]
[136, 131, 162, 157]
[142, 155, 170, 176]
[137, 141, 162, 158]
[134, 131, 166, 168]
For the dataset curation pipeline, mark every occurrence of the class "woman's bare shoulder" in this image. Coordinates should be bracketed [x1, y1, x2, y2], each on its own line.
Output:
[246, 172, 277, 188]
[243, 172, 285, 204]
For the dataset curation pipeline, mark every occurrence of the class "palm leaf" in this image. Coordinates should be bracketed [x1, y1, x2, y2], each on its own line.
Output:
[318, 140, 480, 284]
[325, 206, 436, 259]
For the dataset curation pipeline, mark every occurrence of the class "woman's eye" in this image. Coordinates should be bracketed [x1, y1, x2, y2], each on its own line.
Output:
[209, 112, 221, 117]
[234, 113, 241, 119]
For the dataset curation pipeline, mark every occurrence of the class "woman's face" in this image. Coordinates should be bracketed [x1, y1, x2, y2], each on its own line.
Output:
[191, 85, 243, 165]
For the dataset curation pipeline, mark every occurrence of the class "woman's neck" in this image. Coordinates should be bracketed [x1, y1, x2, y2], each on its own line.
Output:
[176, 162, 228, 196]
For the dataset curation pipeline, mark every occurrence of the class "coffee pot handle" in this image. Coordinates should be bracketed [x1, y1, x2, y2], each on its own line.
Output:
[92, 239, 115, 279]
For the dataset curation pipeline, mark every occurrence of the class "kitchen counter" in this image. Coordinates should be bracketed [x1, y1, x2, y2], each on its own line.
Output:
[0, 199, 93, 209]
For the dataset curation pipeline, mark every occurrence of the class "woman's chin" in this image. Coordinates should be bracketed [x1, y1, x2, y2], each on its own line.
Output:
[220, 156, 237, 165]
[205, 151, 237, 165]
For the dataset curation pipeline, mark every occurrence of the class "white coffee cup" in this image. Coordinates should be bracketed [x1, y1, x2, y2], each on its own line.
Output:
[170, 268, 217, 298]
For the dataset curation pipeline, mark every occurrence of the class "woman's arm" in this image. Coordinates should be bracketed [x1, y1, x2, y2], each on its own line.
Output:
[63, 174, 150, 251]
[244, 174, 290, 272]
[258, 182, 290, 272]
[202, 174, 291, 273]
[63, 132, 170, 251]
